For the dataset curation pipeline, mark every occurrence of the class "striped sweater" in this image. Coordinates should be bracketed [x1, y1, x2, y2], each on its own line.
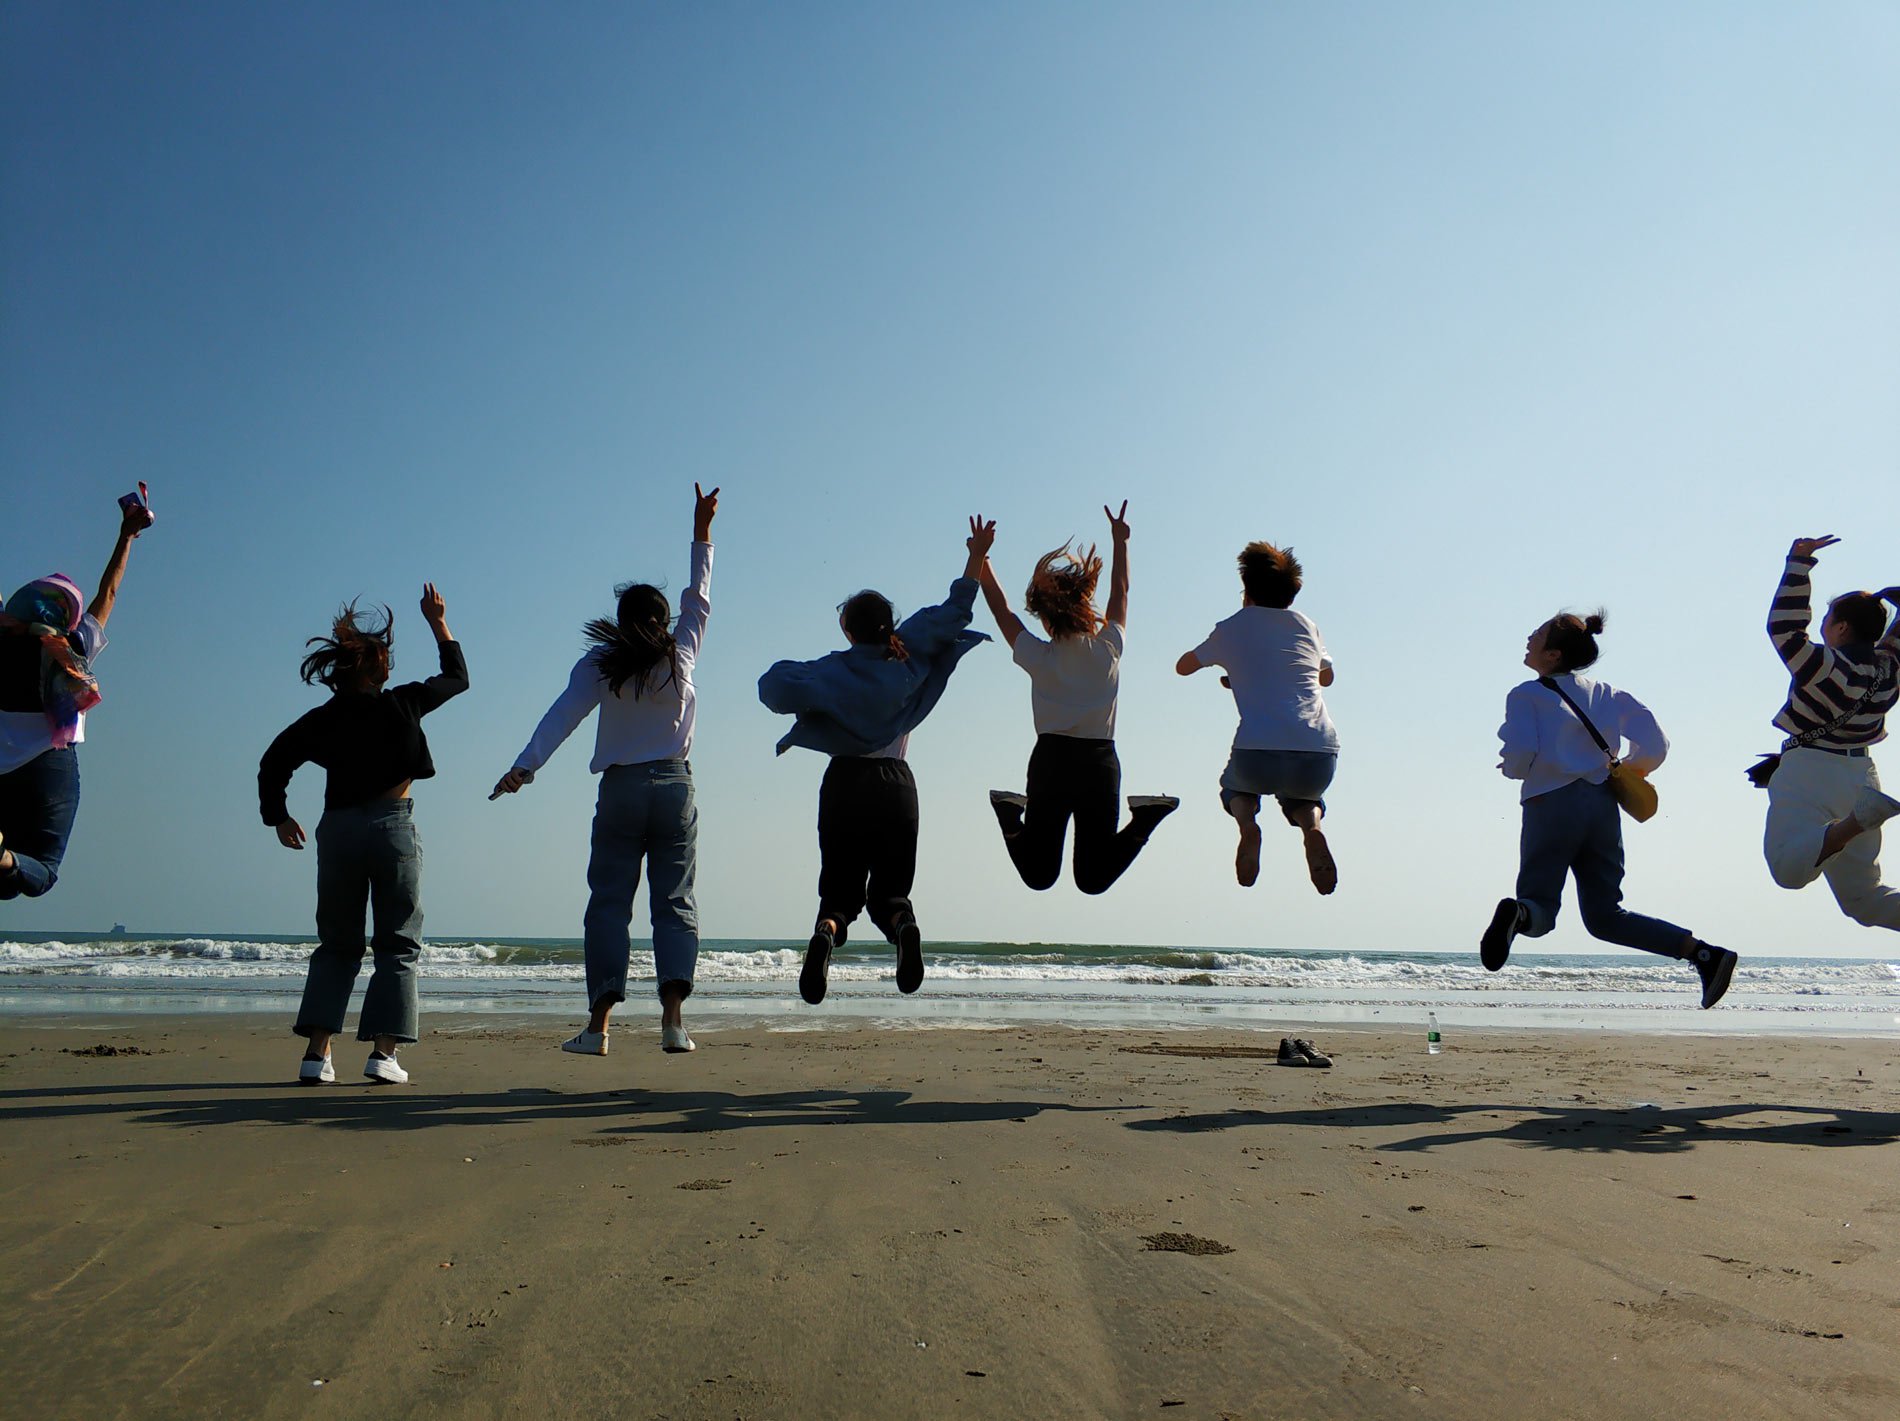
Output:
[1769, 555, 1899, 749]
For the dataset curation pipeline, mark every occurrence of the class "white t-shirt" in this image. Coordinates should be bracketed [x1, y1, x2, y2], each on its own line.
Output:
[514, 542, 712, 774]
[1010, 622, 1123, 739]
[1193, 606, 1337, 752]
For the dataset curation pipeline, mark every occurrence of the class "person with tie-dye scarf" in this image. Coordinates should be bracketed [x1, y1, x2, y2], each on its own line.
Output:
[1, 493, 156, 899]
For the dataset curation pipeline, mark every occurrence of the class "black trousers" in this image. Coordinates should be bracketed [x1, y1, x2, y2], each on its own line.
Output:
[1006, 734, 1153, 895]
[817, 757, 918, 945]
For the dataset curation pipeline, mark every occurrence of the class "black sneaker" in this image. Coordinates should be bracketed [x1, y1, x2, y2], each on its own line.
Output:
[895, 919, 925, 995]
[1126, 795, 1180, 836]
[1692, 943, 1738, 1009]
[800, 925, 834, 1006]
[989, 790, 1027, 840]
[1480, 898, 1522, 972]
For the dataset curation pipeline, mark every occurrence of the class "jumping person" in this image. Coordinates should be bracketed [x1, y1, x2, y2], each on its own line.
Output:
[974, 503, 1177, 892]
[259, 585, 467, 1084]
[758, 521, 991, 1006]
[1, 493, 155, 900]
[1176, 540, 1339, 894]
[1479, 611, 1737, 1006]
[491, 484, 719, 1056]
[1758, 536, 1900, 928]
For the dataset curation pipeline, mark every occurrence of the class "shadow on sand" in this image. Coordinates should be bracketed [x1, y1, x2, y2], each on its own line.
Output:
[1124, 1099, 1900, 1154]
[0, 1079, 1109, 1134]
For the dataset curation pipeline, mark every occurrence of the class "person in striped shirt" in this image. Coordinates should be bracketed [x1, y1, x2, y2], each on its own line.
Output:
[1762, 535, 1900, 929]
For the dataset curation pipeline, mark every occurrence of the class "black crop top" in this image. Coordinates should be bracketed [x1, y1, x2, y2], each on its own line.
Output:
[257, 640, 468, 825]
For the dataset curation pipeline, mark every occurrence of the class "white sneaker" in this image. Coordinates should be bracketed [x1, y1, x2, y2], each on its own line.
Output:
[662, 1023, 696, 1054]
[561, 1029, 609, 1056]
[298, 1053, 335, 1085]
[363, 1051, 409, 1084]
[1853, 785, 1900, 832]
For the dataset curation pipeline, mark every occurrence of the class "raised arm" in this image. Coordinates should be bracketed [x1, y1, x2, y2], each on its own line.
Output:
[675, 483, 719, 660]
[1769, 537, 1838, 682]
[86, 496, 156, 628]
[1103, 501, 1129, 629]
[400, 583, 468, 714]
[969, 516, 1025, 649]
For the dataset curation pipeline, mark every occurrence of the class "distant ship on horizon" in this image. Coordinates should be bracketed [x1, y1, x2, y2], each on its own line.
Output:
[107, 923, 128, 938]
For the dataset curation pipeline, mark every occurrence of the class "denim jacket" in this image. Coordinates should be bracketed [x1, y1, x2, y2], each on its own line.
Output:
[759, 578, 989, 756]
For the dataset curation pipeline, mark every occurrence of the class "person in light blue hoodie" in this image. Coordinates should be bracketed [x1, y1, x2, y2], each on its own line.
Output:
[759, 520, 992, 1006]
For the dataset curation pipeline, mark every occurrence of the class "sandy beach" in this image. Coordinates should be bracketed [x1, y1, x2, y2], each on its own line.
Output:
[1, 1017, 1896, 1420]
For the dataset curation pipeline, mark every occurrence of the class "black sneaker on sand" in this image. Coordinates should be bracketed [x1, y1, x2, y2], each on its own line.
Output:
[1293, 1038, 1333, 1068]
[1481, 898, 1522, 972]
[1692, 943, 1738, 1009]
[895, 919, 925, 995]
[800, 925, 834, 1006]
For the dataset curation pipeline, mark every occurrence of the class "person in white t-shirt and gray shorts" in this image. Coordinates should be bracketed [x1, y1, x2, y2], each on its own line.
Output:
[1177, 540, 1339, 895]
[974, 503, 1179, 894]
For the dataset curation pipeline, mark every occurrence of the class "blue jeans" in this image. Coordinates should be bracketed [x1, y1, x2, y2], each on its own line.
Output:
[0, 747, 80, 899]
[583, 760, 699, 1009]
[1515, 778, 1690, 957]
[297, 800, 424, 1043]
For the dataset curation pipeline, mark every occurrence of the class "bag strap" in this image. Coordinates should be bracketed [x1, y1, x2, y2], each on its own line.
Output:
[1537, 676, 1619, 765]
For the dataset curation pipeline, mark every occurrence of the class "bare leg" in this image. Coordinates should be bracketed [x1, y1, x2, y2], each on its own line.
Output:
[659, 980, 686, 1030]
[1287, 802, 1337, 895]
[1228, 796, 1262, 888]
[306, 1029, 333, 1058]
[587, 1000, 614, 1034]
[372, 1034, 399, 1056]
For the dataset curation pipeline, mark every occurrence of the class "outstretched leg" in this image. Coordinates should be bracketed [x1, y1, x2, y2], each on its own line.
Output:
[1224, 791, 1263, 888]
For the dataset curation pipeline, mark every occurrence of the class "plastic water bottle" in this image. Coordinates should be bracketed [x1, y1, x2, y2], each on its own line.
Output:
[1426, 1013, 1442, 1055]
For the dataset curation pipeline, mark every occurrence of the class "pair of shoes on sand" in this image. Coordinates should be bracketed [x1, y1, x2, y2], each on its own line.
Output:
[1480, 896, 1739, 1009]
[560, 1025, 695, 1055]
[1236, 825, 1337, 895]
[1276, 1037, 1332, 1068]
[801, 918, 925, 1005]
[298, 1050, 407, 1085]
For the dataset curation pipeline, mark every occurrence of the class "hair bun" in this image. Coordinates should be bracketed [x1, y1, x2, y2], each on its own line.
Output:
[1584, 612, 1606, 636]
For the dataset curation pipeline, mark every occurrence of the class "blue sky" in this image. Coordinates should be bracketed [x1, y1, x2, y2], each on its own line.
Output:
[3, 2, 1897, 954]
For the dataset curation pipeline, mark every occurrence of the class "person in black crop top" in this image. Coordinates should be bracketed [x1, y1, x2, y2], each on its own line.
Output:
[258, 584, 467, 1085]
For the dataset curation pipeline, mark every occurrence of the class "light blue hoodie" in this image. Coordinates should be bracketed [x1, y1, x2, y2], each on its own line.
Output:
[758, 578, 989, 757]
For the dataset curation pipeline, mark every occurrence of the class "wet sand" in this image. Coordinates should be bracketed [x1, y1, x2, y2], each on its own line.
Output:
[1, 1016, 1896, 1419]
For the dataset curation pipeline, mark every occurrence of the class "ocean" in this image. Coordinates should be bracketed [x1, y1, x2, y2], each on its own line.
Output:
[3, 933, 1897, 1035]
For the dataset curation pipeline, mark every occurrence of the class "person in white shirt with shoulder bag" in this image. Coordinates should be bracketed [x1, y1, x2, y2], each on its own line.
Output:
[491, 484, 718, 1057]
[1480, 609, 1737, 1008]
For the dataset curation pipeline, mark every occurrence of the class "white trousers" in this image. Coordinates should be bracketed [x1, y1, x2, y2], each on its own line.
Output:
[1762, 747, 1900, 930]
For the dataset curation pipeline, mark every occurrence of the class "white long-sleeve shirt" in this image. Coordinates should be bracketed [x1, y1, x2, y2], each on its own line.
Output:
[514, 541, 712, 774]
[1497, 673, 1667, 804]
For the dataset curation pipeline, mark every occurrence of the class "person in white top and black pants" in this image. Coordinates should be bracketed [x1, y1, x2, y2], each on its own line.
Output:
[491, 484, 718, 1056]
[974, 503, 1178, 894]
[1481, 609, 1737, 1008]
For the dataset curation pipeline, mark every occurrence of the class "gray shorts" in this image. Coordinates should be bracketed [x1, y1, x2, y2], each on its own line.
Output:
[1220, 748, 1337, 823]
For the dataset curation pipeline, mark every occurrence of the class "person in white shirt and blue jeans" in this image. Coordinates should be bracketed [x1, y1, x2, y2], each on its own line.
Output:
[492, 484, 718, 1057]
[1177, 541, 1340, 895]
[1481, 610, 1737, 1008]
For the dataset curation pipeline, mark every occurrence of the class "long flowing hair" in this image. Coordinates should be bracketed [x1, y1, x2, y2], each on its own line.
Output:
[1023, 542, 1105, 639]
[585, 583, 682, 698]
[301, 602, 393, 691]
